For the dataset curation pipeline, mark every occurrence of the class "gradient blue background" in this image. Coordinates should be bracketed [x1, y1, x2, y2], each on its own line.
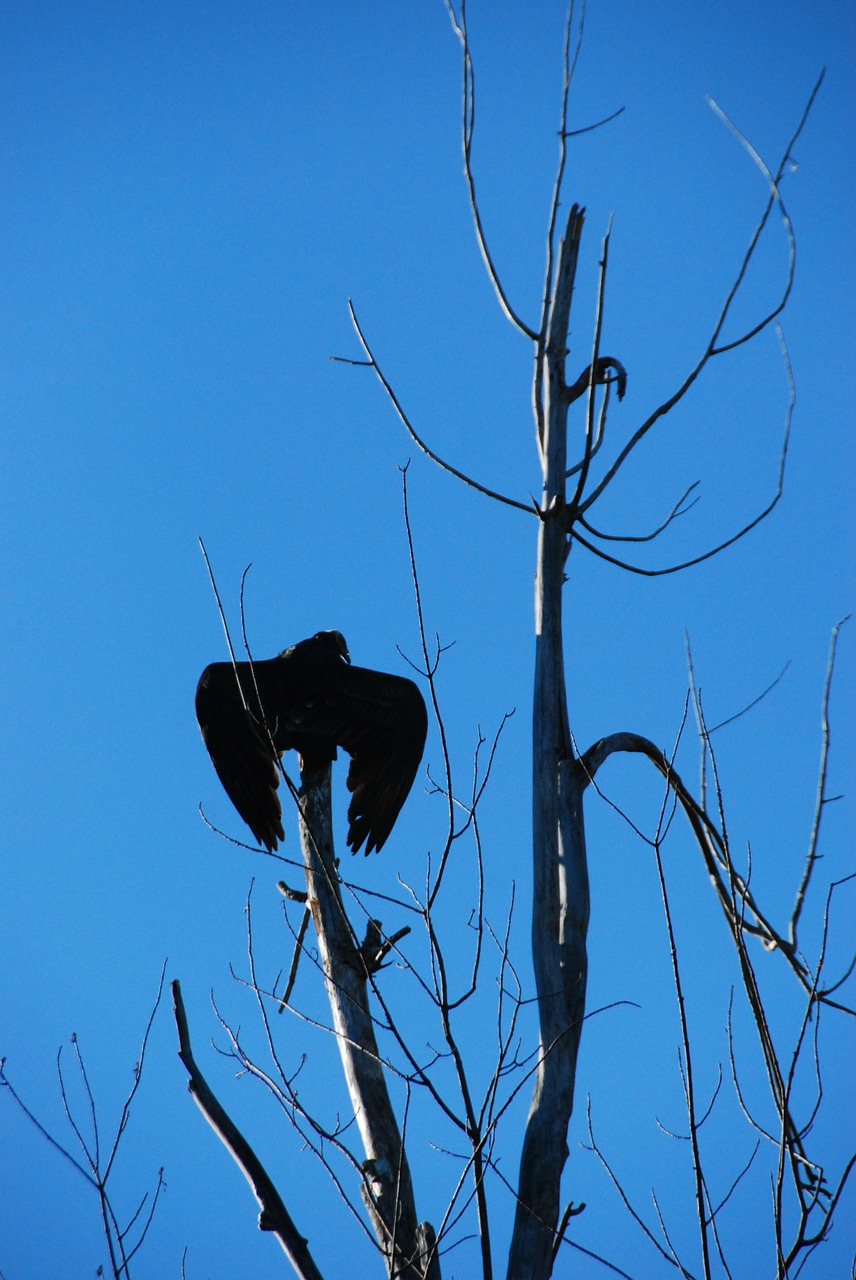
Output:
[1, 2, 853, 1276]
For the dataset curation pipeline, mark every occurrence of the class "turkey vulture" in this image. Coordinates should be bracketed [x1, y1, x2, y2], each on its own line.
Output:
[195, 630, 427, 855]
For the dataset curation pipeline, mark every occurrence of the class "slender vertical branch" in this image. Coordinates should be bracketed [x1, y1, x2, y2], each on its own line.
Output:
[444, 0, 537, 339]
[535, 0, 586, 464]
[568, 219, 612, 514]
[789, 615, 851, 947]
[651, 839, 712, 1280]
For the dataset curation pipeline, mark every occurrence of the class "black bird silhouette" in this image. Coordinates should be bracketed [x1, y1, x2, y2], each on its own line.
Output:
[195, 630, 427, 854]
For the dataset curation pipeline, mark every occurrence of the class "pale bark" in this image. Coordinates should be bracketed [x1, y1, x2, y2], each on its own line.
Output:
[507, 207, 591, 1279]
[172, 979, 326, 1280]
[298, 765, 433, 1280]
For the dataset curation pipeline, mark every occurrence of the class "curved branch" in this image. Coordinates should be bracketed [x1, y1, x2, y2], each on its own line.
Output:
[565, 356, 627, 408]
[344, 302, 535, 515]
[572, 327, 794, 574]
[564, 363, 626, 478]
[577, 732, 808, 986]
[571, 483, 779, 574]
[578, 481, 699, 543]
[705, 661, 791, 735]
[561, 104, 626, 139]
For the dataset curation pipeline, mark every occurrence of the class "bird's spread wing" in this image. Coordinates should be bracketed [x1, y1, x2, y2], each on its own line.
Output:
[330, 665, 428, 854]
[196, 638, 427, 855]
[195, 662, 285, 850]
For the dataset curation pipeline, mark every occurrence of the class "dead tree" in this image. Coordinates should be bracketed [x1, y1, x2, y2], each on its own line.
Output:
[173, 8, 853, 1280]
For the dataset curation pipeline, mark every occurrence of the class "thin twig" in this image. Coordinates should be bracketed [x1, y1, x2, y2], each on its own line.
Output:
[444, 0, 537, 339]
[790, 615, 851, 948]
[579, 482, 700, 543]
[573, 326, 794, 574]
[342, 303, 534, 514]
[579, 70, 822, 518]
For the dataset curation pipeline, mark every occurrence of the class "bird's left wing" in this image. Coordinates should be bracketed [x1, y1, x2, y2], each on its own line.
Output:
[309, 664, 428, 854]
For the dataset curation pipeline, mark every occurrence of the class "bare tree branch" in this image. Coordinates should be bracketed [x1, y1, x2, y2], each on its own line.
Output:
[172, 979, 326, 1280]
[340, 303, 535, 515]
[509, 199, 589, 1279]
[648, 720, 713, 1279]
[568, 220, 616, 515]
[585, 1097, 695, 1275]
[578, 730, 813, 987]
[564, 361, 628, 479]
[579, 73, 822, 513]
[573, 324, 795, 574]
[182, 17, 850, 1279]
[443, 0, 538, 339]
[536, 0, 588, 459]
[1, 968, 167, 1280]
[789, 615, 851, 949]
[579, 481, 700, 543]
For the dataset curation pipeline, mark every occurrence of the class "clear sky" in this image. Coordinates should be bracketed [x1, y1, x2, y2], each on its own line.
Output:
[1, 2, 853, 1277]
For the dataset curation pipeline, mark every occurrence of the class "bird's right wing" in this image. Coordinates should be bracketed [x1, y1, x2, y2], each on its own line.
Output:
[334, 665, 428, 854]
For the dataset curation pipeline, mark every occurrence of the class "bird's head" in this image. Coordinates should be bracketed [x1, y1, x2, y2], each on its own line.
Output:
[315, 630, 350, 663]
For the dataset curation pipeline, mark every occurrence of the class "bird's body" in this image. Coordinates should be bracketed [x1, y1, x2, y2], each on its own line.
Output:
[195, 631, 427, 854]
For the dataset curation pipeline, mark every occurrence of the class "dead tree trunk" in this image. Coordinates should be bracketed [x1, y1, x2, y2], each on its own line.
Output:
[298, 765, 434, 1280]
[507, 207, 591, 1279]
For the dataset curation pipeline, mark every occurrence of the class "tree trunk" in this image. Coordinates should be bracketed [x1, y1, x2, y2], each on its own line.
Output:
[507, 208, 591, 1279]
[298, 766, 432, 1279]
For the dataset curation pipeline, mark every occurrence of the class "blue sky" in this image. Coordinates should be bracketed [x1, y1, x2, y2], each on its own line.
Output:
[1, 2, 853, 1277]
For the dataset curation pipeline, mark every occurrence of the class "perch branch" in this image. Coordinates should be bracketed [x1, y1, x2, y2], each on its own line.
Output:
[296, 766, 428, 1278]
